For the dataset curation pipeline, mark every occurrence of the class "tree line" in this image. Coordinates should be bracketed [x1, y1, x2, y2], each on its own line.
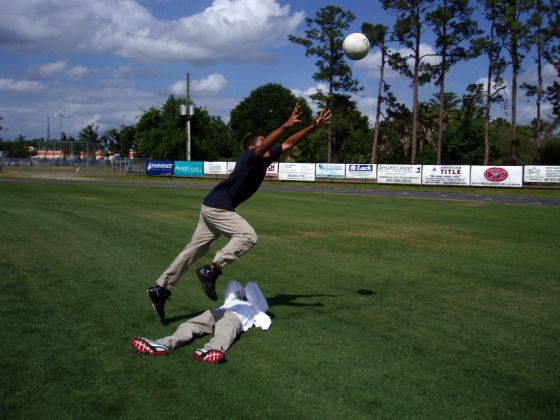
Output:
[1, 1, 559, 165]
[289, 1, 559, 165]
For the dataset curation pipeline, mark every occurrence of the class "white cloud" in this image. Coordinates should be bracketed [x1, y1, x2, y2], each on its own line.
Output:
[67, 66, 95, 79]
[475, 76, 510, 98]
[27, 61, 95, 80]
[357, 43, 441, 79]
[354, 95, 377, 125]
[34, 61, 69, 78]
[104, 65, 157, 87]
[291, 83, 328, 113]
[0, 0, 305, 64]
[0, 77, 45, 92]
[170, 74, 227, 96]
[519, 62, 557, 88]
[0, 80, 245, 139]
[473, 76, 553, 124]
[192, 74, 227, 94]
[168, 81, 185, 96]
[0, 84, 163, 138]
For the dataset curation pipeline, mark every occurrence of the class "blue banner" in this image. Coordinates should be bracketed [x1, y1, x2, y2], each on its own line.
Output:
[146, 160, 174, 176]
[174, 161, 204, 177]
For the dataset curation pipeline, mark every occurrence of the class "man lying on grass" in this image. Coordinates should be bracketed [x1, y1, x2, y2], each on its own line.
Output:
[132, 281, 270, 364]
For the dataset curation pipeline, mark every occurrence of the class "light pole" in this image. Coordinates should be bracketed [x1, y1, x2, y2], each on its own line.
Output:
[185, 72, 191, 161]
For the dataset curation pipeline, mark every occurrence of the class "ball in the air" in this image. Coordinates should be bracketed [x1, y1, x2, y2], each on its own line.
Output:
[342, 33, 370, 60]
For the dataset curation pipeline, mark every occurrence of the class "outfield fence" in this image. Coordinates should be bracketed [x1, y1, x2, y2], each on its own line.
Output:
[2, 157, 559, 188]
[0, 157, 147, 174]
[146, 160, 560, 188]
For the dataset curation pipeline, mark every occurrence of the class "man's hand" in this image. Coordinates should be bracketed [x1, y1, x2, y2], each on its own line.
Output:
[255, 103, 302, 158]
[313, 108, 332, 128]
[283, 103, 302, 129]
[280, 108, 333, 153]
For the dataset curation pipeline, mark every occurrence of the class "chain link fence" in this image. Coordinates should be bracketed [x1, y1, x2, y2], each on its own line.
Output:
[0, 157, 148, 174]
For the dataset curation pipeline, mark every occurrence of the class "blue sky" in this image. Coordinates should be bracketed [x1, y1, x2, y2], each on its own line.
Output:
[0, 0, 554, 140]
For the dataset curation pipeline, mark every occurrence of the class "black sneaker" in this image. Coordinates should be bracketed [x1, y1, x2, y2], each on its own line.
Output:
[147, 286, 171, 320]
[196, 265, 221, 301]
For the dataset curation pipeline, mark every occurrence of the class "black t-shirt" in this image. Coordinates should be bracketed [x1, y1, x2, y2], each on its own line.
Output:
[203, 144, 282, 211]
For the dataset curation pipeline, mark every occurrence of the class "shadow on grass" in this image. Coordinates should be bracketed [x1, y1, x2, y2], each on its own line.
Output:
[356, 289, 376, 296]
[267, 293, 340, 308]
[267, 289, 376, 305]
[163, 289, 376, 324]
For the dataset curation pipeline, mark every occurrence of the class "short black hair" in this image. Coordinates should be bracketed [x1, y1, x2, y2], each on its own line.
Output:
[243, 133, 261, 150]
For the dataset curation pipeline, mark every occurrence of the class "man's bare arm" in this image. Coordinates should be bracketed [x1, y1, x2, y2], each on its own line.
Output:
[281, 108, 332, 153]
[254, 103, 302, 158]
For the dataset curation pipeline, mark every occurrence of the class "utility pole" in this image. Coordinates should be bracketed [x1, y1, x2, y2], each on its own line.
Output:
[185, 72, 191, 161]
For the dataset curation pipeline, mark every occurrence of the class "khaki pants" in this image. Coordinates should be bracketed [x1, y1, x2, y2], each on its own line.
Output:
[156, 205, 258, 290]
[157, 310, 243, 352]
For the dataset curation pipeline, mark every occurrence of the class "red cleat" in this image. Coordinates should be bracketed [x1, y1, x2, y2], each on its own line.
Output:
[131, 337, 170, 356]
[192, 348, 225, 364]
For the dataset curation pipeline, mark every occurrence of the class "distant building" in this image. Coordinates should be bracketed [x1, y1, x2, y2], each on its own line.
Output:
[34, 150, 64, 159]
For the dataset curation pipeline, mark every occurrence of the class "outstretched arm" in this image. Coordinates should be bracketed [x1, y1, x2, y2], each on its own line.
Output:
[254, 103, 302, 158]
[281, 108, 332, 153]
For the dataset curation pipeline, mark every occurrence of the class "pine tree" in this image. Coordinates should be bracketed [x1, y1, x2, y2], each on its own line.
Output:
[382, 0, 435, 164]
[361, 23, 390, 163]
[289, 5, 362, 162]
[495, 0, 532, 163]
[426, 0, 481, 164]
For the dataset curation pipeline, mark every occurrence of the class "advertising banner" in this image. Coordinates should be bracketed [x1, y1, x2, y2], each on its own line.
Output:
[227, 162, 236, 174]
[377, 164, 422, 184]
[316, 163, 345, 178]
[523, 165, 560, 183]
[204, 161, 228, 175]
[146, 160, 173, 176]
[422, 165, 470, 185]
[278, 163, 316, 181]
[471, 166, 522, 188]
[266, 162, 279, 177]
[345, 164, 377, 179]
[174, 161, 203, 177]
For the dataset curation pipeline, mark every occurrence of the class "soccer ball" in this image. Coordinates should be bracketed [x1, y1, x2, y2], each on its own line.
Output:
[342, 33, 370, 61]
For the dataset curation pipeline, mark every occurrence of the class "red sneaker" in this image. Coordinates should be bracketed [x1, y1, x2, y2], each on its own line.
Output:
[131, 337, 170, 356]
[192, 348, 225, 364]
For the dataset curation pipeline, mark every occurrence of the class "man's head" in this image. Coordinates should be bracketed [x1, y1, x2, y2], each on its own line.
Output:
[243, 133, 265, 150]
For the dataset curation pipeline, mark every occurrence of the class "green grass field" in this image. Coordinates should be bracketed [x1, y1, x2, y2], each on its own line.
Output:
[1, 180, 559, 419]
